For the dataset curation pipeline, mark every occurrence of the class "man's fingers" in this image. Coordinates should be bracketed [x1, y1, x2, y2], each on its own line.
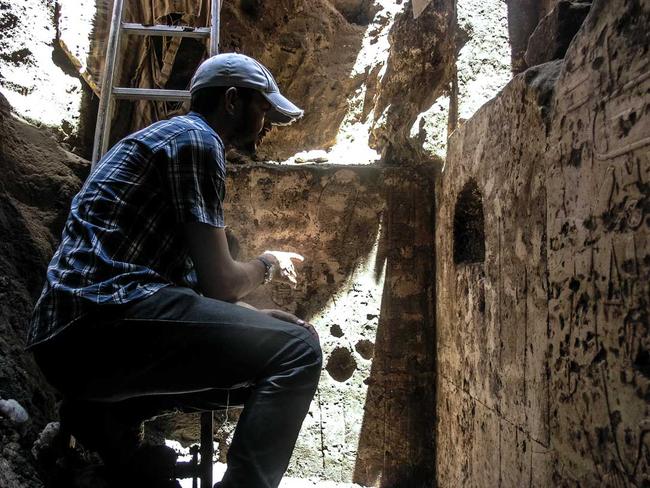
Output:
[279, 264, 298, 282]
[263, 309, 318, 339]
[263, 250, 304, 262]
[285, 268, 297, 279]
[263, 250, 304, 286]
[281, 269, 297, 286]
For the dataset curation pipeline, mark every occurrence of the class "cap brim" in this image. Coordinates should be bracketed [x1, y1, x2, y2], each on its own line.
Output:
[262, 91, 304, 125]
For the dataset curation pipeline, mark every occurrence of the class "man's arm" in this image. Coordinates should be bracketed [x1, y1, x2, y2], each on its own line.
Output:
[184, 223, 304, 302]
[184, 223, 266, 302]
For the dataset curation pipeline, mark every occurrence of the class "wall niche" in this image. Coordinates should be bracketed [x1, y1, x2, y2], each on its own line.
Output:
[453, 178, 485, 265]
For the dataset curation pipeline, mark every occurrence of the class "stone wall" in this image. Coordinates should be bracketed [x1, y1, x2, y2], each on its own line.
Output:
[154, 162, 437, 485]
[436, 0, 649, 485]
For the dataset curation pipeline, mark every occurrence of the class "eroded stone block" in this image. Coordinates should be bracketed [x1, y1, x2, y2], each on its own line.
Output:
[524, 1, 592, 67]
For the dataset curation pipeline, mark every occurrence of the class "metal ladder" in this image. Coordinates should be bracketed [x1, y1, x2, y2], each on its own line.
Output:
[91, 0, 223, 166]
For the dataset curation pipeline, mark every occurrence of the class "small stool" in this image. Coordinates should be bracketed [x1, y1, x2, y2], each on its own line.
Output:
[174, 411, 214, 487]
[58, 408, 216, 487]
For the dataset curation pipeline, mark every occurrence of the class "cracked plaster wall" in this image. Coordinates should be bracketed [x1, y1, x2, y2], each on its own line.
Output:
[435, 0, 649, 485]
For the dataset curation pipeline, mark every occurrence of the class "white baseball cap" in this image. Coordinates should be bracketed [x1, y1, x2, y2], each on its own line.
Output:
[190, 53, 304, 125]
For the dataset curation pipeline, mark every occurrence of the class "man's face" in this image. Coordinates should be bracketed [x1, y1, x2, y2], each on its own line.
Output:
[230, 90, 272, 153]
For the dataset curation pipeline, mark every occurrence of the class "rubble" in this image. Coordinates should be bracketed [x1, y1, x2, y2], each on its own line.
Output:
[0, 399, 29, 424]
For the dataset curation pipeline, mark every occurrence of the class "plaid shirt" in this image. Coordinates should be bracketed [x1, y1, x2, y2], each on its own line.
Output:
[27, 112, 226, 348]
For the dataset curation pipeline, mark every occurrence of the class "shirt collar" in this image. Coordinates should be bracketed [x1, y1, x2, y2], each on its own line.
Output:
[187, 111, 218, 138]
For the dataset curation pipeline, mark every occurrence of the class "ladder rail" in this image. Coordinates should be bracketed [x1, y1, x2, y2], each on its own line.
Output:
[113, 87, 191, 101]
[91, 0, 125, 166]
[210, 0, 221, 56]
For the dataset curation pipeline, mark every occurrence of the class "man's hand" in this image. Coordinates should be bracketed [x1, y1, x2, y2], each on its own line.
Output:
[185, 225, 304, 302]
[261, 251, 304, 287]
[261, 309, 319, 340]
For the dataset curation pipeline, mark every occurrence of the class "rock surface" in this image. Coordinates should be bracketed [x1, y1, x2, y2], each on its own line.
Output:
[505, 0, 562, 73]
[87, 0, 465, 164]
[436, 0, 649, 484]
[0, 92, 88, 487]
[524, 0, 591, 68]
[369, 0, 457, 162]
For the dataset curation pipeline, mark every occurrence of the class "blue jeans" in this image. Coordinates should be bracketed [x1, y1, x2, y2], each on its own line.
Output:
[34, 286, 322, 488]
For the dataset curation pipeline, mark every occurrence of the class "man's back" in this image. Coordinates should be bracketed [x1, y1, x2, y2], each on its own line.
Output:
[28, 113, 226, 347]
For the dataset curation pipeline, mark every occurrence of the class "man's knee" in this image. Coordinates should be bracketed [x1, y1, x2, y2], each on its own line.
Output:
[271, 324, 322, 381]
[294, 325, 322, 368]
[300, 333, 323, 390]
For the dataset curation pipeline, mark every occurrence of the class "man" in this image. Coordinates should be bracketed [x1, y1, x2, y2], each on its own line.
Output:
[27, 53, 322, 488]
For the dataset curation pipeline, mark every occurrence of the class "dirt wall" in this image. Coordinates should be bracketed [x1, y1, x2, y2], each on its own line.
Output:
[436, 0, 649, 485]
[0, 94, 88, 487]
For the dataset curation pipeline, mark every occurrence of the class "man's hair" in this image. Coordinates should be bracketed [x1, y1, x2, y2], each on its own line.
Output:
[190, 86, 257, 116]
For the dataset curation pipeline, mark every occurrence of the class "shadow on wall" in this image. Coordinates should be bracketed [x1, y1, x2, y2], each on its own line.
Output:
[353, 166, 437, 488]
[453, 178, 485, 265]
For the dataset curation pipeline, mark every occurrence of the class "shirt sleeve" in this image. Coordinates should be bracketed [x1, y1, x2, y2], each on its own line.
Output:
[162, 129, 226, 227]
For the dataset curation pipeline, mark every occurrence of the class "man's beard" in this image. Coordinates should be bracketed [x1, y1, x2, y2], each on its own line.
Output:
[231, 137, 256, 155]
[230, 120, 271, 156]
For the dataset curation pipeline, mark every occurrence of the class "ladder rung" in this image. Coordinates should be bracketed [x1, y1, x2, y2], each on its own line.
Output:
[112, 87, 191, 101]
[121, 22, 211, 38]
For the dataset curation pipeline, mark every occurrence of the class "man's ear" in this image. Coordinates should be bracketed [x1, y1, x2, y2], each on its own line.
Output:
[224, 87, 238, 115]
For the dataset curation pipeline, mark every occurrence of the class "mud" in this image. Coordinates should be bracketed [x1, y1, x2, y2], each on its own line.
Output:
[326, 347, 358, 382]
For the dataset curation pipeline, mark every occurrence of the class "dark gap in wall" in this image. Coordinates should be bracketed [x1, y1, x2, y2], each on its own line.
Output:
[325, 346, 357, 382]
[453, 178, 485, 265]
